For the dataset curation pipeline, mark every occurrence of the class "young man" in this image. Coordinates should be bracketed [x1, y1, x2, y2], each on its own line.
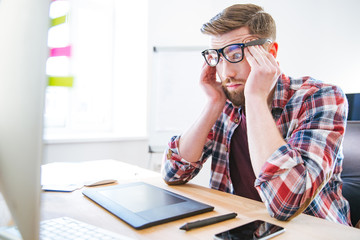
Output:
[161, 4, 351, 225]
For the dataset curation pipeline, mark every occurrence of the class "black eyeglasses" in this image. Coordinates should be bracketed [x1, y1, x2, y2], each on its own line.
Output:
[201, 38, 272, 67]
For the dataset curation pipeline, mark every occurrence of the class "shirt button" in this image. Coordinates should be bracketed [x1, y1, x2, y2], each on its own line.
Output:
[234, 118, 239, 123]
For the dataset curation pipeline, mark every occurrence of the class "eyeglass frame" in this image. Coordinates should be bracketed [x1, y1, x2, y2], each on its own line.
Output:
[201, 38, 272, 67]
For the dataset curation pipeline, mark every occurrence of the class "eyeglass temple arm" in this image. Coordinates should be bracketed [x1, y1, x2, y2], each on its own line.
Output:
[244, 38, 272, 47]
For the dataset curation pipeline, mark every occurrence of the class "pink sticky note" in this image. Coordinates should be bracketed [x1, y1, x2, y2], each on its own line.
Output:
[50, 45, 71, 57]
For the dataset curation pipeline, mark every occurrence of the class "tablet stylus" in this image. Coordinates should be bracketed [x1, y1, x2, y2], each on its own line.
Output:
[180, 212, 237, 231]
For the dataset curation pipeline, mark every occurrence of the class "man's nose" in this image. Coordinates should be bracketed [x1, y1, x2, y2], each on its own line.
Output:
[220, 58, 238, 79]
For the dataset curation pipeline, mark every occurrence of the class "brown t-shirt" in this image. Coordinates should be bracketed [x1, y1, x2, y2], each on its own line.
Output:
[229, 110, 262, 202]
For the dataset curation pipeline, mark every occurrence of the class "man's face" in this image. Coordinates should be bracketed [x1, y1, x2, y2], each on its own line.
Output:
[210, 27, 257, 107]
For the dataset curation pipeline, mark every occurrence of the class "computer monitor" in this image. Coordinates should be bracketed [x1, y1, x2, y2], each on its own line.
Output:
[0, 0, 50, 239]
[346, 93, 360, 121]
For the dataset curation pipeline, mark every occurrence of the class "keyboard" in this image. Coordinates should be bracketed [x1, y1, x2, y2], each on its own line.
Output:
[0, 217, 134, 240]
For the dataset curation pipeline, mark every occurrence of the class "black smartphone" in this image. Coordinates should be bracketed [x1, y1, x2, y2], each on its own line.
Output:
[213, 220, 285, 240]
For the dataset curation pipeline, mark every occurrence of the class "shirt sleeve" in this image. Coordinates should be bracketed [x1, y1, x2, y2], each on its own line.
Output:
[255, 85, 348, 221]
[161, 132, 214, 185]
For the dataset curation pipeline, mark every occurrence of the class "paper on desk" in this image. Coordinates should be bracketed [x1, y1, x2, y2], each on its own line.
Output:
[41, 159, 159, 192]
[42, 183, 83, 192]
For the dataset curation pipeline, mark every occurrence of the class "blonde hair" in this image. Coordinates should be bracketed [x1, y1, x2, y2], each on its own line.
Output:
[201, 4, 276, 41]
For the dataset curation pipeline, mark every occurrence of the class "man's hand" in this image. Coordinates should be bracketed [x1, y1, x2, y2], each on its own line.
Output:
[200, 62, 227, 108]
[244, 45, 281, 103]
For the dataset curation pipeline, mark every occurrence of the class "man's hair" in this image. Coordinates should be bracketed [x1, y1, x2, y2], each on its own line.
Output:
[201, 4, 276, 41]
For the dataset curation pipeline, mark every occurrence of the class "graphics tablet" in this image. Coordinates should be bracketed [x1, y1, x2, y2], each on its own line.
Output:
[82, 182, 214, 229]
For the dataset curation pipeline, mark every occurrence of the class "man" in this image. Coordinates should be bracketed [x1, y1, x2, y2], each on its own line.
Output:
[161, 3, 351, 225]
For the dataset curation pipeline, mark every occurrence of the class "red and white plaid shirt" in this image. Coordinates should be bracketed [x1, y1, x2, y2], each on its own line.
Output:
[162, 74, 352, 226]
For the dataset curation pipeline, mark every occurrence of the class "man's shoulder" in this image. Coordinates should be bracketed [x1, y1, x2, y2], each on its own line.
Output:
[273, 75, 346, 112]
[281, 75, 345, 100]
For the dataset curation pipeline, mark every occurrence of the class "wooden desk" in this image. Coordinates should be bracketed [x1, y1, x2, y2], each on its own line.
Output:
[41, 160, 360, 240]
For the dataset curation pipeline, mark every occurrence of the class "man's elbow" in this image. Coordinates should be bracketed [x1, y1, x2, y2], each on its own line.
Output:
[163, 178, 187, 186]
[266, 204, 302, 222]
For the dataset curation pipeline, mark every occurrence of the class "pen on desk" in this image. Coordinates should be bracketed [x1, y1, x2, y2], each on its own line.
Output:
[179, 212, 237, 231]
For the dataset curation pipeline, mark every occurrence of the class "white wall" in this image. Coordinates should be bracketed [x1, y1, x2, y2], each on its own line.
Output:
[43, 138, 149, 167]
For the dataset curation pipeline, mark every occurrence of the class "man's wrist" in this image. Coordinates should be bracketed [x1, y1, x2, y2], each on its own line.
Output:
[205, 99, 225, 114]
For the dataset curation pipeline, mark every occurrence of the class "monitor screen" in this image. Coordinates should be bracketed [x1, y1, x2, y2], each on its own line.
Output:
[346, 93, 360, 121]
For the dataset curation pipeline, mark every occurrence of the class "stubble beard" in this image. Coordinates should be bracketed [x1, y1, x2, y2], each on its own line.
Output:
[221, 80, 246, 108]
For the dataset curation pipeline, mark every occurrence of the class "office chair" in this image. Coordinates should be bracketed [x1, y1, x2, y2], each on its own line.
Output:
[341, 121, 360, 228]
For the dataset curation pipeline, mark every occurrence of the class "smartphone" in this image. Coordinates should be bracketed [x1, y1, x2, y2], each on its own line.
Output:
[213, 220, 285, 240]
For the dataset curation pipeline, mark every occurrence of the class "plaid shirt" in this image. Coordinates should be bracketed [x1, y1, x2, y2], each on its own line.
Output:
[162, 74, 351, 226]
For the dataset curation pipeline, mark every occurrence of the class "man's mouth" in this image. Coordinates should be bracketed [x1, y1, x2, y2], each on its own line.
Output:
[226, 82, 244, 90]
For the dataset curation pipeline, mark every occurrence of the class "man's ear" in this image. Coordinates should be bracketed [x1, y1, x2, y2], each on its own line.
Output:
[269, 42, 278, 58]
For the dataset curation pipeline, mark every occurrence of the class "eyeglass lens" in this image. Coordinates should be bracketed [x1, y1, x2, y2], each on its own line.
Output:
[223, 45, 243, 62]
[203, 50, 219, 67]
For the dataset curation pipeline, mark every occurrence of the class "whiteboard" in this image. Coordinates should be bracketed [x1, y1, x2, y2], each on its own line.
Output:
[149, 46, 207, 151]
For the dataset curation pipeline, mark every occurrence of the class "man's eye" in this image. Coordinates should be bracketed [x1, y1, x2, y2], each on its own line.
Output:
[233, 53, 242, 59]
[227, 52, 242, 61]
